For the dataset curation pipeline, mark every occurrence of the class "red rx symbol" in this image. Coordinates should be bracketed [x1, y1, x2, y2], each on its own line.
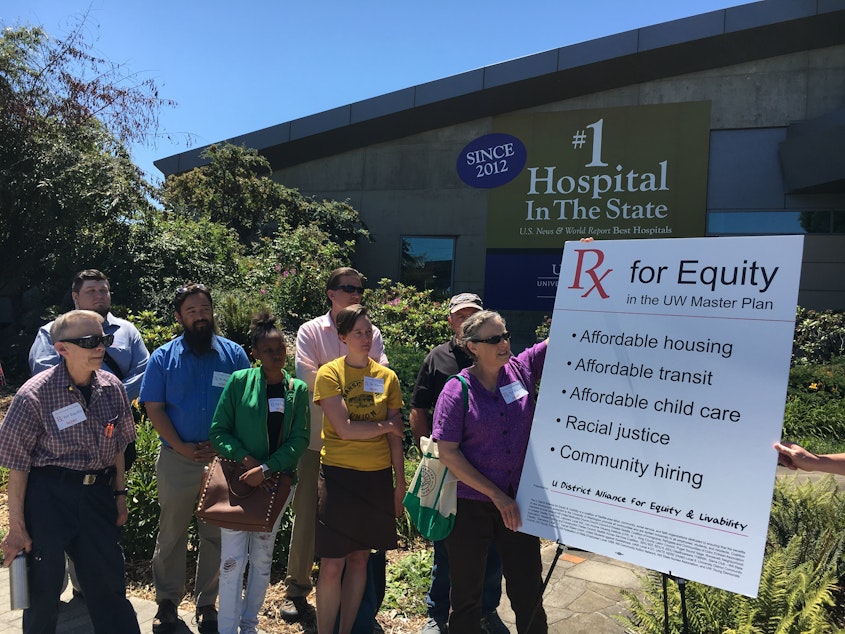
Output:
[568, 249, 612, 298]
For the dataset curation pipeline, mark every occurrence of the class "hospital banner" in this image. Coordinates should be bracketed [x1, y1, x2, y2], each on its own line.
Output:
[477, 102, 710, 248]
[515, 235, 803, 597]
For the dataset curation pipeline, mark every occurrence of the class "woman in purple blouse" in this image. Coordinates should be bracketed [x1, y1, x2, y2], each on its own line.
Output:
[433, 310, 548, 634]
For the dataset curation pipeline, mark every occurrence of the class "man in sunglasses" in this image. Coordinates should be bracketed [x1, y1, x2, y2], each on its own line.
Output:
[140, 283, 250, 634]
[28, 268, 149, 598]
[281, 267, 388, 625]
[0, 310, 141, 634]
[410, 293, 509, 634]
[29, 269, 149, 402]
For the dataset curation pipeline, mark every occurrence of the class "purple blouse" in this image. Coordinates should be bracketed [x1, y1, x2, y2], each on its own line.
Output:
[432, 340, 547, 502]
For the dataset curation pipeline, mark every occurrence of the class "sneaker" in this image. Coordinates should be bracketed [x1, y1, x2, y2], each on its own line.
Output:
[152, 600, 180, 634]
[195, 604, 218, 634]
[420, 616, 447, 633]
[280, 596, 310, 621]
[481, 610, 510, 634]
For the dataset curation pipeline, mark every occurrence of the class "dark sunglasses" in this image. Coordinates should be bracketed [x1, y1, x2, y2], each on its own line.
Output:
[59, 334, 115, 349]
[471, 331, 511, 345]
[332, 284, 365, 294]
[176, 283, 208, 294]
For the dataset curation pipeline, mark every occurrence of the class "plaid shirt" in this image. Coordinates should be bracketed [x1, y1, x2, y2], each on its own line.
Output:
[0, 362, 135, 472]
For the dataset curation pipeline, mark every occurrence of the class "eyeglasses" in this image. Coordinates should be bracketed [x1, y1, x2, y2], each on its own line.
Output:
[59, 334, 115, 349]
[471, 331, 511, 345]
[332, 284, 365, 294]
[176, 283, 208, 294]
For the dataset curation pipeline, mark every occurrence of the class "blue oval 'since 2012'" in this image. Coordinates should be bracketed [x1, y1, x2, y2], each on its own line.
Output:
[456, 133, 527, 189]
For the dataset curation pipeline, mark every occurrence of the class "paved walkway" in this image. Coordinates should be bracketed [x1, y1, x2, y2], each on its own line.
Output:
[1, 468, 842, 633]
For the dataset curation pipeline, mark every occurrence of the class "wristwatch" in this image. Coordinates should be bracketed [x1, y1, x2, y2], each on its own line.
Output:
[260, 464, 271, 477]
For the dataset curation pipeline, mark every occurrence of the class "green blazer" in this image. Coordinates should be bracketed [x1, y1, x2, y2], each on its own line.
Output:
[210, 366, 310, 477]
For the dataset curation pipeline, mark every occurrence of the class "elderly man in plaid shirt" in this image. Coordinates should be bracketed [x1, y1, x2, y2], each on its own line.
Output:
[0, 310, 140, 634]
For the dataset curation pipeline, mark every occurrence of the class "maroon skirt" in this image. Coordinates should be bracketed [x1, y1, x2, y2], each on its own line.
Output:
[316, 464, 397, 558]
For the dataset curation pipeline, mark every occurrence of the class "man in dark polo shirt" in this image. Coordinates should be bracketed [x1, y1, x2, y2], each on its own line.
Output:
[409, 293, 508, 634]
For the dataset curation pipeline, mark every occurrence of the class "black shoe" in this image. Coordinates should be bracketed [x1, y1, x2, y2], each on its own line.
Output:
[152, 600, 180, 634]
[195, 605, 218, 634]
[280, 596, 310, 621]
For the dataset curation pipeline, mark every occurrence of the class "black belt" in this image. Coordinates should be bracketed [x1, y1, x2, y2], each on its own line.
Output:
[31, 465, 116, 487]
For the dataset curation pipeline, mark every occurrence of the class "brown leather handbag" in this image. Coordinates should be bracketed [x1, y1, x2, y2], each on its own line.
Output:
[197, 376, 296, 532]
[196, 457, 293, 532]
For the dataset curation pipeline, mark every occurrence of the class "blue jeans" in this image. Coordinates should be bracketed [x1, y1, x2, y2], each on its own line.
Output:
[426, 538, 502, 623]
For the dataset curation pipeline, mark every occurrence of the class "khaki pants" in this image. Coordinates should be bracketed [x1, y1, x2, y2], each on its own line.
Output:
[283, 448, 320, 597]
[152, 445, 221, 607]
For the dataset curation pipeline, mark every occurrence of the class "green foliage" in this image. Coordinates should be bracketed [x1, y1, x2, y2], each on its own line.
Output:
[364, 280, 452, 350]
[161, 144, 369, 249]
[214, 293, 272, 349]
[782, 397, 845, 442]
[768, 477, 845, 586]
[792, 308, 845, 366]
[123, 212, 243, 315]
[384, 344, 428, 426]
[0, 23, 169, 304]
[535, 316, 552, 342]
[239, 227, 350, 328]
[619, 477, 845, 633]
[787, 356, 845, 404]
[125, 310, 180, 353]
[122, 415, 164, 560]
[382, 548, 433, 617]
[782, 355, 845, 442]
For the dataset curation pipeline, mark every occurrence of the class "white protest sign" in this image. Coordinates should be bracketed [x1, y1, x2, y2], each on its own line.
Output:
[516, 236, 803, 597]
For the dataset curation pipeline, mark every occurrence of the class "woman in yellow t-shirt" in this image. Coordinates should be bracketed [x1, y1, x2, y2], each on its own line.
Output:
[313, 304, 406, 634]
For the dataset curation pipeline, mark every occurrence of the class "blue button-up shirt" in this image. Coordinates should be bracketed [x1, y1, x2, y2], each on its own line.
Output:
[29, 312, 150, 401]
[140, 334, 250, 445]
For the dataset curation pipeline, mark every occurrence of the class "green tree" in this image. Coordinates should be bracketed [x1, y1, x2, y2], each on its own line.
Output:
[0, 23, 171, 305]
[160, 143, 370, 249]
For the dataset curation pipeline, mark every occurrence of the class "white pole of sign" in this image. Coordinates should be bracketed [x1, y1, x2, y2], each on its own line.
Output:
[516, 235, 803, 597]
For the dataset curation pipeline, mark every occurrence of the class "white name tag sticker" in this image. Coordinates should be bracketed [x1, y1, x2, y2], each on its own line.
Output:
[499, 380, 528, 404]
[53, 402, 87, 430]
[212, 372, 231, 388]
[268, 398, 285, 413]
[363, 376, 385, 394]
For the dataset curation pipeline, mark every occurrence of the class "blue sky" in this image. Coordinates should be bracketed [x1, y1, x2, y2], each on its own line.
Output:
[6, 0, 756, 182]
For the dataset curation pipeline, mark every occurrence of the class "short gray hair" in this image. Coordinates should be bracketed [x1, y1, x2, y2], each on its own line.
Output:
[50, 310, 104, 342]
[460, 310, 505, 359]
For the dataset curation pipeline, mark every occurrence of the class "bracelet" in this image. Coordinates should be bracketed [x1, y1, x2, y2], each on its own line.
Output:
[113, 489, 128, 497]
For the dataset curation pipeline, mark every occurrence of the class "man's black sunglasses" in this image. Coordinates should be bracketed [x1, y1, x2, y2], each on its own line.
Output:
[332, 284, 365, 294]
[59, 334, 115, 349]
[471, 332, 511, 345]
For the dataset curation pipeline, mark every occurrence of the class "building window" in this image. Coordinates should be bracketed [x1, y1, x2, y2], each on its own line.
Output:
[707, 210, 845, 235]
[400, 236, 455, 299]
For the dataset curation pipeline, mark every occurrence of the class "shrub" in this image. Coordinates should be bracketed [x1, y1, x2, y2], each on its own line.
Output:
[123, 415, 164, 560]
[619, 477, 845, 633]
[782, 397, 845, 442]
[382, 548, 433, 617]
[792, 308, 845, 366]
[125, 310, 180, 353]
[787, 355, 845, 404]
[239, 227, 349, 328]
[364, 280, 451, 351]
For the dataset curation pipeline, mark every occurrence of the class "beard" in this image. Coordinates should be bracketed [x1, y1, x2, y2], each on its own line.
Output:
[183, 318, 215, 353]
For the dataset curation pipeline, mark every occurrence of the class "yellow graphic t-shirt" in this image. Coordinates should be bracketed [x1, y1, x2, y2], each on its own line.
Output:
[314, 357, 403, 471]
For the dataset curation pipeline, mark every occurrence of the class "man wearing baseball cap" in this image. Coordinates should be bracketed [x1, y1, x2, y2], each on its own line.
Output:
[409, 293, 508, 634]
